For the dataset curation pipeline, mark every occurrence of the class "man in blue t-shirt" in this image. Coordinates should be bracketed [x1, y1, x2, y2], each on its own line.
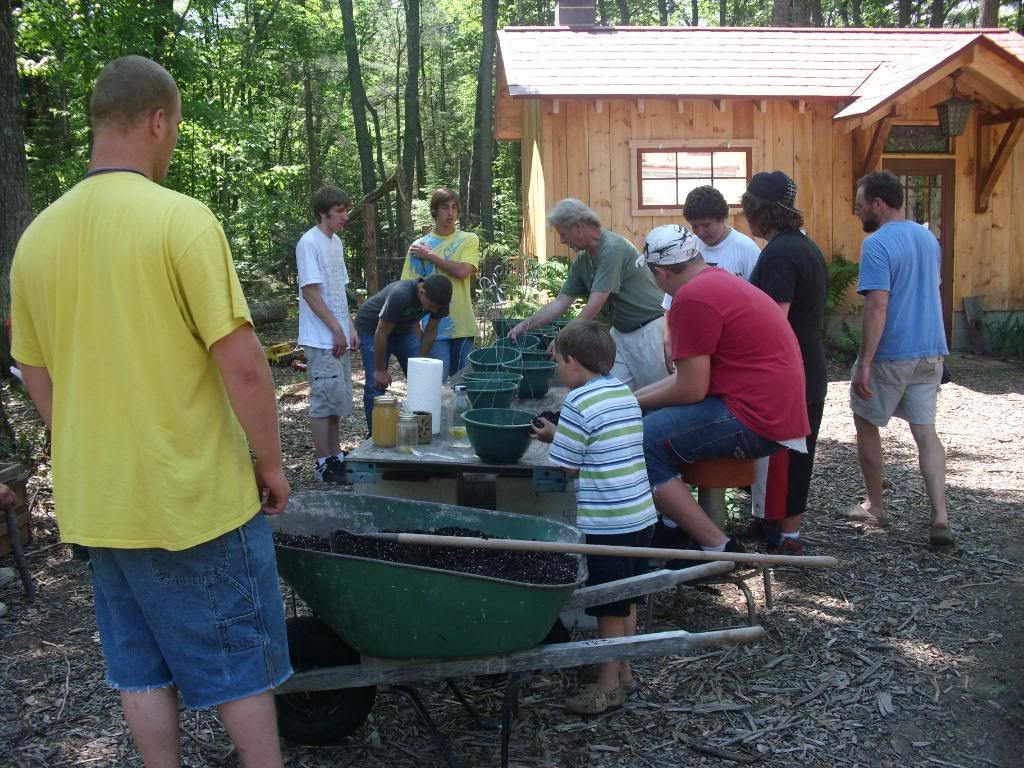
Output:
[843, 171, 952, 547]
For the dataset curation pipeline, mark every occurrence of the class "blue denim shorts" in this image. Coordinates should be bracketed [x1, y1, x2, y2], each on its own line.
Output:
[643, 397, 782, 488]
[89, 514, 292, 709]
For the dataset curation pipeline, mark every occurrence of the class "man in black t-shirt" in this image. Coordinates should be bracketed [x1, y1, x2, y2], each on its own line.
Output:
[741, 171, 829, 556]
[354, 275, 452, 434]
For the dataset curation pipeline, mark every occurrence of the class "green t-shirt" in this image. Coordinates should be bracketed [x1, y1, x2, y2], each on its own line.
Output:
[560, 230, 666, 333]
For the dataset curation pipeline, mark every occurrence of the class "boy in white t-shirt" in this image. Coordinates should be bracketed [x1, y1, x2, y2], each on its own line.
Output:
[296, 186, 358, 483]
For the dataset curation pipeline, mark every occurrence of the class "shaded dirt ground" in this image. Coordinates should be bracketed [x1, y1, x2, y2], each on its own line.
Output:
[0, 350, 1021, 768]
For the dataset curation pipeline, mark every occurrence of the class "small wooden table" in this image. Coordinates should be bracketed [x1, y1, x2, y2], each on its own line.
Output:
[345, 386, 576, 523]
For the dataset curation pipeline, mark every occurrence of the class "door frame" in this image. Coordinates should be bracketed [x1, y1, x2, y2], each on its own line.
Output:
[882, 158, 955, 346]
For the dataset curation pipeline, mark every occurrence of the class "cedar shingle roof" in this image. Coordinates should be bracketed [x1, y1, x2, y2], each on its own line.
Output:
[497, 26, 1024, 103]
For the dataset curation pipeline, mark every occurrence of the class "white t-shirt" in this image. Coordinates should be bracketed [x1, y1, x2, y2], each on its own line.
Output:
[662, 227, 762, 310]
[296, 226, 351, 349]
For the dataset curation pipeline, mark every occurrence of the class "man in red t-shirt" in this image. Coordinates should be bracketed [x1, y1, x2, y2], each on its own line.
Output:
[635, 225, 809, 553]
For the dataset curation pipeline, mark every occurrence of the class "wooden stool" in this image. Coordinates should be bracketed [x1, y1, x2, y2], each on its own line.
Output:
[681, 457, 757, 529]
[643, 458, 769, 631]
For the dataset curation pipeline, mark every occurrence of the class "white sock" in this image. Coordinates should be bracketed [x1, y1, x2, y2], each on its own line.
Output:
[662, 517, 679, 529]
[781, 531, 800, 540]
[702, 541, 727, 552]
[335, 451, 346, 463]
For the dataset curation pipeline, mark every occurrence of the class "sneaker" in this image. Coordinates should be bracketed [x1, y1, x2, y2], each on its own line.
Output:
[314, 456, 351, 485]
[731, 517, 779, 543]
[724, 537, 747, 554]
[767, 536, 804, 556]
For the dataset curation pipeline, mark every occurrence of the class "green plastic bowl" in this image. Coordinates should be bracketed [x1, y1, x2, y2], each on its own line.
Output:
[492, 334, 540, 350]
[462, 408, 535, 464]
[510, 359, 558, 399]
[464, 380, 518, 409]
[491, 318, 526, 339]
[468, 346, 522, 372]
[518, 348, 553, 363]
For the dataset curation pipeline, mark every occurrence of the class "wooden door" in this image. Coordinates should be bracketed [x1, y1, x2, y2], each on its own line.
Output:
[882, 158, 955, 346]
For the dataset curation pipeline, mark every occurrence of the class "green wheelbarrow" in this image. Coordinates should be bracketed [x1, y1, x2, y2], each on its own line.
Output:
[269, 492, 768, 763]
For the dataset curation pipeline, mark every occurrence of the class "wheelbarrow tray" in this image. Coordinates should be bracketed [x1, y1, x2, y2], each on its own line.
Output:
[270, 492, 587, 660]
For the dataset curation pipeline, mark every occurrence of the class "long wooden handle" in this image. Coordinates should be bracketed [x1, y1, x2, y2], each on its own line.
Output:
[367, 532, 838, 568]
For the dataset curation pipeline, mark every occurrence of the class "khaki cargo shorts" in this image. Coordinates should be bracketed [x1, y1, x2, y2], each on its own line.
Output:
[850, 356, 943, 427]
[303, 346, 353, 419]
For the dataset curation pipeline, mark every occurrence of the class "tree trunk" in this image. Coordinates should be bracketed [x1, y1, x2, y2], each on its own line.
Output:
[773, 0, 790, 26]
[719, 0, 726, 25]
[658, 0, 670, 25]
[399, 0, 420, 255]
[898, 0, 913, 26]
[979, 0, 999, 25]
[691, 0, 699, 26]
[469, 0, 498, 242]
[927, 0, 946, 26]
[617, 0, 631, 24]
[339, 0, 379, 279]
[852, 0, 863, 25]
[302, 62, 321, 195]
[0, 0, 32, 373]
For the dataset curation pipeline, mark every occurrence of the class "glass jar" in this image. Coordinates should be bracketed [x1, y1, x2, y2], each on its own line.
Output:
[448, 385, 471, 447]
[396, 412, 419, 454]
[371, 394, 399, 448]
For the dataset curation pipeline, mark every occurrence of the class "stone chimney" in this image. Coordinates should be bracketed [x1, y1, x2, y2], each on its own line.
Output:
[554, 0, 596, 26]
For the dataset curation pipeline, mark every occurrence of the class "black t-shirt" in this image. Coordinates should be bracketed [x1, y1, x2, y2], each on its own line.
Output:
[354, 279, 449, 335]
[749, 231, 829, 404]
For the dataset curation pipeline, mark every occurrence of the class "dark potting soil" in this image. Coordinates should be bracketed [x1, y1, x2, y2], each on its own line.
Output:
[273, 527, 578, 586]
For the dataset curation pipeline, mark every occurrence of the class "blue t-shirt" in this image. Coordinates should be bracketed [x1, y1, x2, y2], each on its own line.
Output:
[857, 220, 948, 361]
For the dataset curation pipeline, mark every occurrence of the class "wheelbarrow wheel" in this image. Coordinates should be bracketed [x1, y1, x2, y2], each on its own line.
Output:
[276, 616, 377, 745]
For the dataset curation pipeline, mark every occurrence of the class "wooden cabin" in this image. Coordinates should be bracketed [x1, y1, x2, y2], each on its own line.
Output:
[494, 25, 1024, 351]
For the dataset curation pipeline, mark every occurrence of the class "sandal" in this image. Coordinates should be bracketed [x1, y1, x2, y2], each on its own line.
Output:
[565, 683, 625, 715]
[840, 503, 890, 528]
[929, 526, 955, 547]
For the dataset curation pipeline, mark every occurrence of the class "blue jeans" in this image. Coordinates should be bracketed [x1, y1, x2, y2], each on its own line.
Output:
[429, 337, 474, 381]
[643, 397, 783, 488]
[89, 514, 292, 709]
[359, 330, 421, 434]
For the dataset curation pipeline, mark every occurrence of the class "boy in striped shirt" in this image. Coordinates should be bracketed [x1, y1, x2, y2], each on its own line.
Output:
[531, 320, 657, 714]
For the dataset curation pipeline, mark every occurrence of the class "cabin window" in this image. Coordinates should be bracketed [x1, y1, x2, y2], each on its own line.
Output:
[636, 147, 751, 211]
[884, 125, 951, 154]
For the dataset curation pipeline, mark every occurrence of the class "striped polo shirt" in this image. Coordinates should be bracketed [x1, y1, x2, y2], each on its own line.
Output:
[549, 376, 658, 535]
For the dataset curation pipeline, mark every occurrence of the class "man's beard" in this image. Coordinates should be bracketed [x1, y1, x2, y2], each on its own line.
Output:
[861, 216, 880, 234]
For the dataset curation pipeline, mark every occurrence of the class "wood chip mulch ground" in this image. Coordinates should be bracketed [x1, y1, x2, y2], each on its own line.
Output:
[1, 352, 1021, 768]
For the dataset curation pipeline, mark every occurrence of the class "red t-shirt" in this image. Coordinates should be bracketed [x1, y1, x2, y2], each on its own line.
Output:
[669, 268, 810, 441]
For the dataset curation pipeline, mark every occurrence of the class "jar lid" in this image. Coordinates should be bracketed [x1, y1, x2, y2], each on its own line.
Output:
[397, 412, 418, 423]
[453, 384, 466, 391]
[374, 394, 398, 405]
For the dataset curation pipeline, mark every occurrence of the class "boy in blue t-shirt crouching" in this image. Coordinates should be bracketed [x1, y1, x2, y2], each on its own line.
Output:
[531, 321, 658, 715]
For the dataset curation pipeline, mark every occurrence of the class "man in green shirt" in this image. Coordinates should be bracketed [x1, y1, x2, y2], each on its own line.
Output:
[509, 199, 671, 390]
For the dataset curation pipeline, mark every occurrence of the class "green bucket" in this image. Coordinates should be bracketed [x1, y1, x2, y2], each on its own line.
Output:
[462, 408, 535, 464]
[464, 380, 518, 409]
[511, 359, 558, 399]
[461, 371, 523, 388]
[518, 348, 553, 363]
[492, 334, 540, 350]
[468, 346, 522, 372]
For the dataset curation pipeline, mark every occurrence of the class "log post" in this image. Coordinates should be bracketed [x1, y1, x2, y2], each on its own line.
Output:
[363, 202, 379, 295]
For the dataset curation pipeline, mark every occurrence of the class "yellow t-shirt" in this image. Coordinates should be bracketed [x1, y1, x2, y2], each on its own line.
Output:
[11, 172, 259, 550]
[401, 229, 479, 339]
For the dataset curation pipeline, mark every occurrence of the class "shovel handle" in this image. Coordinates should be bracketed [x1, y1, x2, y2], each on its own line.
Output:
[367, 532, 838, 568]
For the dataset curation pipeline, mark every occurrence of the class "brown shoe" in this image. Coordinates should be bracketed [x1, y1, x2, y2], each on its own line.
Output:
[929, 526, 955, 547]
[565, 683, 625, 715]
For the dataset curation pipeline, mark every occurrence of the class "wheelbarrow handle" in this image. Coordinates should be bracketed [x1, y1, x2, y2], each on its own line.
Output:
[361, 532, 839, 568]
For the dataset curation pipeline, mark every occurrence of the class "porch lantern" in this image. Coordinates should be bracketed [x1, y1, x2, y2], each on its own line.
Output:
[933, 73, 974, 137]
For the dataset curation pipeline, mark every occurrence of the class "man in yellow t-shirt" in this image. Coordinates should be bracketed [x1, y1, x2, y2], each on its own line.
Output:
[11, 56, 290, 768]
[402, 187, 479, 380]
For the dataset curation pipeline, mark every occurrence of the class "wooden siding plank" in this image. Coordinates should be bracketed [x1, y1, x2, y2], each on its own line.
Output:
[773, 101, 794, 178]
[954, 113, 978, 305]
[1011, 146, 1024, 305]
[732, 101, 755, 140]
[810, 103, 834, 257]
[588, 102, 612, 232]
[793, 106, 814, 248]
[832, 119, 859, 266]
[988, 122, 1013, 307]
[564, 101, 590, 206]
[545, 103, 568, 260]
[609, 100, 642, 243]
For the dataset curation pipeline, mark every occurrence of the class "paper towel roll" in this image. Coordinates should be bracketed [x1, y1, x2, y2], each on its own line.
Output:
[406, 357, 443, 434]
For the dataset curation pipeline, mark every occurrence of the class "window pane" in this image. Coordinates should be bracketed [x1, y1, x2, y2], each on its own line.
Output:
[713, 151, 747, 179]
[677, 178, 711, 202]
[884, 125, 950, 154]
[677, 152, 712, 178]
[641, 152, 676, 179]
[715, 178, 747, 205]
[642, 179, 677, 207]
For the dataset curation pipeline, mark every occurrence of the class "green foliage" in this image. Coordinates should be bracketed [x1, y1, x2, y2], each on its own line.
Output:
[823, 251, 861, 362]
[987, 314, 1024, 360]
